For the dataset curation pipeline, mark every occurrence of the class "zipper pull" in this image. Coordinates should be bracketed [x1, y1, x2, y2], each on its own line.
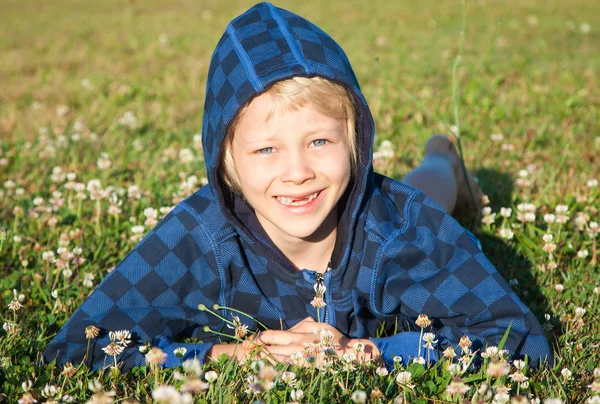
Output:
[314, 274, 326, 295]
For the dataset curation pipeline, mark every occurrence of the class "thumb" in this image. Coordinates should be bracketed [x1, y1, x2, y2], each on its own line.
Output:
[288, 316, 316, 331]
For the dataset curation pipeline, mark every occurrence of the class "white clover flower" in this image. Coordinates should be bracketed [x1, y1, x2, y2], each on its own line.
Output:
[118, 111, 139, 130]
[588, 222, 599, 237]
[527, 15, 538, 26]
[542, 234, 553, 243]
[42, 251, 55, 261]
[131, 225, 145, 234]
[555, 204, 569, 214]
[133, 138, 144, 151]
[159, 206, 174, 216]
[491, 133, 504, 142]
[290, 389, 304, 401]
[86, 179, 102, 193]
[412, 356, 425, 365]
[422, 332, 438, 349]
[204, 370, 218, 383]
[41, 384, 60, 398]
[351, 390, 367, 404]
[396, 371, 412, 384]
[560, 368, 572, 380]
[179, 148, 195, 164]
[145, 347, 167, 365]
[174, 347, 187, 358]
[482, 346, 499, 359]
[280, 371, 297, 386]
[152, 385, 191, 404]
[318, 329, 334, 346]
[498, 228, 514, 240]
[577, 249, 589, 259]
[448, 363, 462, 376]
[544, 214, 556, 223]
[353, 341, 365, 353]
[342, 352, 356, 363]
[102, 341, 125, 357]
[513, 359, 526, 370]
[500, 207, 512, 218]
[96, 153, 112, 170]
[587, 179, 598, 187]
[555, 284, 564, 293]
[580, 23, 591, 34]
[56, 105, 70, 116]
[143, 207, 158, 219]
[110, 330, 132, 347]
[575, 307, 586, 317]
[482, 207, 492, 216]
[127, 185, 143, 200]
[375, 366, 389, 377]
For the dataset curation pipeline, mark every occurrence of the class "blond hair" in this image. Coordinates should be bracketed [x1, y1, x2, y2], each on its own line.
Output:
[219, 76, 358, 194]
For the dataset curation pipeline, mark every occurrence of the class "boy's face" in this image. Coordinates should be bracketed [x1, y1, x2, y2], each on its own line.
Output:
[231, 92, 351, 247]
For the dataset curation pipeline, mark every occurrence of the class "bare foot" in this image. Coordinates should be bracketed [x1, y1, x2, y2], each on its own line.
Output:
[425, 134, 485, 216]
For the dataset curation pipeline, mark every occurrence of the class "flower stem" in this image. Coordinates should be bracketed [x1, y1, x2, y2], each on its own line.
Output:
[213, 304, 269, 330]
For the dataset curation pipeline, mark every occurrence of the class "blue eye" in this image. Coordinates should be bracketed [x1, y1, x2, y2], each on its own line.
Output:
[311, 139, 327, 147]
[257, 147, 274, 154]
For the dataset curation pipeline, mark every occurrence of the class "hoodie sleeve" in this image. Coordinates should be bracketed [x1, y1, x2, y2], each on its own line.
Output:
[43, 205, 224, 371]
[369, 192, 552, 370]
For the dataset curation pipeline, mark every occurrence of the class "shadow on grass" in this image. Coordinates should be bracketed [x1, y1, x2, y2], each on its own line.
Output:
[460, 168, 562, 360]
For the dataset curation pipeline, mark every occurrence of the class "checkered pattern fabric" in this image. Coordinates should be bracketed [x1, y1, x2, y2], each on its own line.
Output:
[44, 2, 551, 371]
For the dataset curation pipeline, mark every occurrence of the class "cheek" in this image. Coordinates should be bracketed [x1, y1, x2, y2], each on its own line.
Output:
[236, 156, 275, 194]
[319, 149, 352, 183]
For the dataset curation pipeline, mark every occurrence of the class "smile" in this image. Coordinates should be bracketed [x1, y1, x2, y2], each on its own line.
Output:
[275, 191, 321, 206]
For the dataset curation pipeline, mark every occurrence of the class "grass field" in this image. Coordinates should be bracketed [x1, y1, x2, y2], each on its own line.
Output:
[1, 0, 599, 402]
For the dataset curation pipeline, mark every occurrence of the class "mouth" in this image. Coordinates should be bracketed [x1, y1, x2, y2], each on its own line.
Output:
[274, 190, 321, 207]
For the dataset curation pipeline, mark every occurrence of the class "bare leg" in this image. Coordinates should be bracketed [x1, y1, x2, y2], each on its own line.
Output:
[402, 135, 483, 215]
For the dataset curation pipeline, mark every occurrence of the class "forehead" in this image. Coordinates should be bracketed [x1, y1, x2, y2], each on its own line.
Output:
[233, 93, 343, 142]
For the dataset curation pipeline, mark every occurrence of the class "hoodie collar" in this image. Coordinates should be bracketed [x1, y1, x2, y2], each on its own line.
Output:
[201, 2, 375, 279]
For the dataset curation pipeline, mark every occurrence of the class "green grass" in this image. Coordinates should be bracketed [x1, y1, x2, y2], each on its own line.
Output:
[1, 0, 599, 402]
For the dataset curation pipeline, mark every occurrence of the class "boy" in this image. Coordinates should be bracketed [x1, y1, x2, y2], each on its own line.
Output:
[44, 2, 551, 371]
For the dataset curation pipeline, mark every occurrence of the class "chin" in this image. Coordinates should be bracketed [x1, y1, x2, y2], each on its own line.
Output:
[279, 221, 326, 240]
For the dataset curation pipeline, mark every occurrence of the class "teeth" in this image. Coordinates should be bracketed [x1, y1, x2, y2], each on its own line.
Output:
[276, 192, 319, 206]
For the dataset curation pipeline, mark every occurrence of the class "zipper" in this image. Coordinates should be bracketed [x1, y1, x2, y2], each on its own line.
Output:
[315, 262, 332, 323]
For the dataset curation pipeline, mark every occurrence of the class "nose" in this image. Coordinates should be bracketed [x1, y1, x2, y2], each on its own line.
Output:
[279, 150, 316, 185]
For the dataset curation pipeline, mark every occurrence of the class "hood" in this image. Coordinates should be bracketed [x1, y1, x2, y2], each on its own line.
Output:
[201, 2, 376, 273]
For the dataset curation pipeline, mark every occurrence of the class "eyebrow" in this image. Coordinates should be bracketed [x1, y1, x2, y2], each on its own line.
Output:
[241, 126, 340, 144]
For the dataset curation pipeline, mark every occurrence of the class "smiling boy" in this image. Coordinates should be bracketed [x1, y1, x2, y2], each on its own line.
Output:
[44, 2, 551, 371]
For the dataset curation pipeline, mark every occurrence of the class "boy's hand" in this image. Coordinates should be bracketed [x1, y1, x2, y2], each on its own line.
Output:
[241, 317, 381, 367]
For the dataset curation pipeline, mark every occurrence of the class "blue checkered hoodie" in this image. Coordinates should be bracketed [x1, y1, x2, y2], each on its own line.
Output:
[44, 2, 552, 371]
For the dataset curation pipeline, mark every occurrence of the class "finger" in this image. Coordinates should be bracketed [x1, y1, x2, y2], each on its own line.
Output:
[253, 330, 305, 346]
[237, 349, 289, 366]
[288, 317, 315, 331]
[289, 321, 333, 335]
[290, 317, 315, 330]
